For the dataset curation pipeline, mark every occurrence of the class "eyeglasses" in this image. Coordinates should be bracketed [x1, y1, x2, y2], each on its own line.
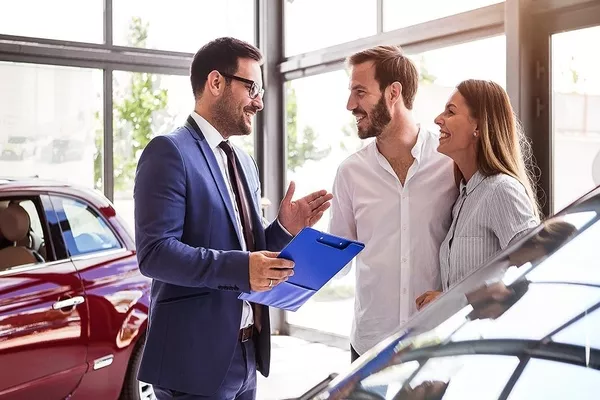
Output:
[219, 72, 264, 99]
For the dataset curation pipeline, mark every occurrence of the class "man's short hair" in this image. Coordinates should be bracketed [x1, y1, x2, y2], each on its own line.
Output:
[190, 37, 263, 98]
[347, 45, 419, 109]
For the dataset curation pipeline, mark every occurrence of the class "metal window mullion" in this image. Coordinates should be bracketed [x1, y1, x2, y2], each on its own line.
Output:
[104, 0, 113, 45]
[103, 68, 114, 202]
[377, 0, 384, 34]
[259, 0, 286, 335]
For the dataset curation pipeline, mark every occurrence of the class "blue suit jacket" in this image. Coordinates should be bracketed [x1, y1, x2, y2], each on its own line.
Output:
[134, 116, 291, 395]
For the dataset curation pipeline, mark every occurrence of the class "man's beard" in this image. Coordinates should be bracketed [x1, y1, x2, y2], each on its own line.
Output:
[357, 95, 392, 139]
[213, 88, 254, 136]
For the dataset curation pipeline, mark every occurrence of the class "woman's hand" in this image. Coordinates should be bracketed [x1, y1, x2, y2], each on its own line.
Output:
[416, 290, 442, 310]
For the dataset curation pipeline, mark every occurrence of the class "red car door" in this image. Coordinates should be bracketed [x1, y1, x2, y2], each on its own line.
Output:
[0, 195, 87, 400]
[49, 194, 144, 400]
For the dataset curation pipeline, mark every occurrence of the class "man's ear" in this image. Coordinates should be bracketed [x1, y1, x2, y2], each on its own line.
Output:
[389, 81, 403, 106]
[206, 70, 224, 96]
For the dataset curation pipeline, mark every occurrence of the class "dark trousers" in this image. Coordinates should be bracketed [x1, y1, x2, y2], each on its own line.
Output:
[154, 340, 256, 400]
[350, 344, 360, 363]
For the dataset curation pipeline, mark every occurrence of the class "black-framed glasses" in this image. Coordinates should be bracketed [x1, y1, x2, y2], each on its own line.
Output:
[219, 72, 264, 99]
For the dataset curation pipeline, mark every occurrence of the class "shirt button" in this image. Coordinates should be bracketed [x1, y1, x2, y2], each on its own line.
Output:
[402, 257, 407, 263]
[402, 288, 407, 294]
[402, 225, 407, 231]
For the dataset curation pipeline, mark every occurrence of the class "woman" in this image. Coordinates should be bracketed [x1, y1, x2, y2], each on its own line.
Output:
[416, 79, 540, 310]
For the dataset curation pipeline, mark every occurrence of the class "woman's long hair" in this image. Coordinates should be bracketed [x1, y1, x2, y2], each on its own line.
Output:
[457, 79, 540, 217]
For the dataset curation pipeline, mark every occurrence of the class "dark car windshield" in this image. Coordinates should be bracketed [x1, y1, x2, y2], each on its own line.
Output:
[314, 187, 600, 400]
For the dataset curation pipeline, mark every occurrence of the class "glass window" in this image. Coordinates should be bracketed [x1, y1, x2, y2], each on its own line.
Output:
[413, 355, 518, 400]
[111, 69, 255, 232]
[308, 189, 600, 399]
[57, 197, 121, 256]
[382, 200, 600, 346]
[284, 0, 377, 56]
[0, 0, 103, 43]
[552, 307, 600, 351]
[525, 218, 600, 286]
[284, 70, 364, 335]
[112, 71, 192, 231]
[551, 25, 600, 212]
[0, 62, 103, 190]
[507, 359, 600, 399]
[452, 284, 600, 342]
[383, 0, 503, 32]
[113, 0, 255, 53]
[360, 361, 420, 393]
[410, 35, 506, 133]
[353, 355, 518, 399]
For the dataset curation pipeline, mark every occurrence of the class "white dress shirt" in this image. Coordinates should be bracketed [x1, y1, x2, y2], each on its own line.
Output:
[190, 112, 253, 329]
[329, 127, 458, 355]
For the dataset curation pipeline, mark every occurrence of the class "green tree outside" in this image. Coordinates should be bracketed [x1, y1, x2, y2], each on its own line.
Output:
[94, 23, 332, 191]
[416, 55, 437, 84]
[93, 17, 169, 192]
[286, 81, 330, 172]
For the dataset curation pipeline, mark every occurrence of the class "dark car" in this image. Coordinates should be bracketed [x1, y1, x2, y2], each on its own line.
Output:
[0, 178, 153, 400]
[295, 185, 600, 400]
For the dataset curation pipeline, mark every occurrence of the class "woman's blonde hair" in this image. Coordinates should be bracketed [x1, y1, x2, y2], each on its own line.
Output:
[457, 79, 540, 217]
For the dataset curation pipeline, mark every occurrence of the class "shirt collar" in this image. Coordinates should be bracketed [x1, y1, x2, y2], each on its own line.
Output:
[410, 124, 427, 162]
[191, 111, 226, 150]
[373, 124, 427, 162]
[461, 170, 487, 195]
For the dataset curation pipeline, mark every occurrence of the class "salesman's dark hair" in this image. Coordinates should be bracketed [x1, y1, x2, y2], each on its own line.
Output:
[190, 37, 263, 98]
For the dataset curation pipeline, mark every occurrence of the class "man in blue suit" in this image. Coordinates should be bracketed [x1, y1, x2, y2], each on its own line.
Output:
[134, 37, 333, 400]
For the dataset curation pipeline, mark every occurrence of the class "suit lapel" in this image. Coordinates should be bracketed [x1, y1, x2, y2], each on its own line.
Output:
[185, 116, 244, 247]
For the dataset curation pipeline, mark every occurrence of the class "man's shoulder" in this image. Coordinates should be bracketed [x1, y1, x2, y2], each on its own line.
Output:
[139, 127, 193, 165]
[146, 125, 194, 150]
[163, 125, 194, 144]
[337, 142, 373, 175]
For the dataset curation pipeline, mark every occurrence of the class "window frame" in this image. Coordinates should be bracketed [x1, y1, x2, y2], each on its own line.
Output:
[349, 339, 600, 400]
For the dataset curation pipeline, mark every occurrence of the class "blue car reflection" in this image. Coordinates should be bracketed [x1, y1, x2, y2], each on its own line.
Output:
[293, 185, 600, 400]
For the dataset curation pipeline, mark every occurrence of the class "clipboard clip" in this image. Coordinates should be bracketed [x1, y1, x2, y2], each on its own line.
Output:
[317, 235, 351, 250]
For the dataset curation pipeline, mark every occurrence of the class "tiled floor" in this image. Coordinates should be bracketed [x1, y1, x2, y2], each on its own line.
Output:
[256, 335, 350, 400]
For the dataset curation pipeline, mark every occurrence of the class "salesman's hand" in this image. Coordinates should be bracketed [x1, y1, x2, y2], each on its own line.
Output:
[416, 290, 442, 311]
[249, 251, 295, 292]
[278, 181, 333, 236]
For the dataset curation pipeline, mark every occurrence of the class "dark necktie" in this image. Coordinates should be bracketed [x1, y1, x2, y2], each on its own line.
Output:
[219, 141, 262, 332]
[218, 141, 255, 251]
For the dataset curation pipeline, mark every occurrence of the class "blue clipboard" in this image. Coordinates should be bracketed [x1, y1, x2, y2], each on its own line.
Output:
[238, 227, 364, 311]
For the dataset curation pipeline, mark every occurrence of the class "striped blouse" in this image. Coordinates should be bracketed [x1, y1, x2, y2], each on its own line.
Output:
[439, 171, 539, 290]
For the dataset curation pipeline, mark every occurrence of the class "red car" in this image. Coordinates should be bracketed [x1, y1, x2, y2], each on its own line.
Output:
[0, 178, 153, 400]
